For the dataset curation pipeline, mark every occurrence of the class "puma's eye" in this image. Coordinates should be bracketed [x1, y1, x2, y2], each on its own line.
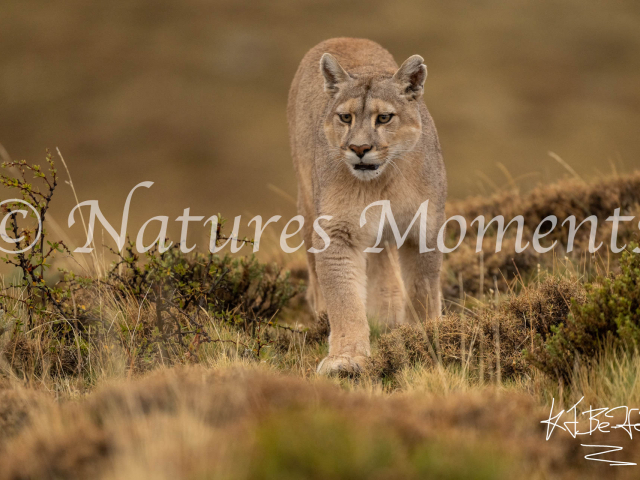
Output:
[377, 114, 393, 124]
[338, 113, 352, 123]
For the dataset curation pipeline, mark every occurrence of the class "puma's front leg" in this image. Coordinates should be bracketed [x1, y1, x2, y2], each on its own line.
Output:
[313, 221, 370, 375]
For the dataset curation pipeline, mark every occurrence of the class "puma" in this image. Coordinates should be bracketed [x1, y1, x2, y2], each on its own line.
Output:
[287, 38, 447, 375]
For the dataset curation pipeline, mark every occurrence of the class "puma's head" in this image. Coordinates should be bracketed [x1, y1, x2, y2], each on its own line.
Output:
[320, 53, 427, 181]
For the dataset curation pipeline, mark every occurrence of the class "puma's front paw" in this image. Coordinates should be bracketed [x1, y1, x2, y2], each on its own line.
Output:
[317, 354, 369, 376]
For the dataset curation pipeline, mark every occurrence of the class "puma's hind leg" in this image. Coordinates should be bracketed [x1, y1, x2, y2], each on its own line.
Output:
[366, 247, 406, 330]
[398, 241, 443, 322]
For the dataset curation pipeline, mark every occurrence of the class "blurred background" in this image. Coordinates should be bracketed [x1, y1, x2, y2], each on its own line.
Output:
[1, 0, 640, 254]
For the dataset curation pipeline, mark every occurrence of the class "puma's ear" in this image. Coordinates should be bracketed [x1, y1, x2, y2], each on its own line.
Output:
[393, 55, 427, 100]
[320, 53, 352, 95]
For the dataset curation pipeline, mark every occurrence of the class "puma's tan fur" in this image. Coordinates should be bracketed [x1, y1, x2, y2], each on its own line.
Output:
[287, 38, 447, 375]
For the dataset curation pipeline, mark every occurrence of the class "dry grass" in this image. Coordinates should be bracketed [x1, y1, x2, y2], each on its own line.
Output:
[0, 364, 632, 480]
[1, 272, 637, 478]
[3, 359, 640, 479]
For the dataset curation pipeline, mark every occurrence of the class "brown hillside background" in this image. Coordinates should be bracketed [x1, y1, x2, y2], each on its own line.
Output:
[2, 0, 640, 252]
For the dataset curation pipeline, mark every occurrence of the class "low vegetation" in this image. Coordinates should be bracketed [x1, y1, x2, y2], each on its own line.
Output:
[2, 154, 640, 478]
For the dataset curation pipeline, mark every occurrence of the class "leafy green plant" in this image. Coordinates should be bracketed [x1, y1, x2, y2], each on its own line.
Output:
[0, 151, 73, 325]
[0, 152, 92, 377]
[529, 244, 640, 381]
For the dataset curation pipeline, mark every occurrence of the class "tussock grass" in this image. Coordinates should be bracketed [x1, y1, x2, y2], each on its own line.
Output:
[0, 365, 604, 479]
[444, 172, 640, 299]
[370, 275, 585, 381]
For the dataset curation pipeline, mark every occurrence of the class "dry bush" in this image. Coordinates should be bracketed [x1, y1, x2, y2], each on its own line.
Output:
[2, 336, 81, 379]
[449, 173, 640, 234]
[442, 236, 542, 299]
[442, 173, 640, 299]
[371, 276, 586, 380]
[0, 248, 305, 383]
[0, 153, 306, 385]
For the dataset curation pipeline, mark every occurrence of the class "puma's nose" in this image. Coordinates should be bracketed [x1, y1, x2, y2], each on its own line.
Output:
[349, 144, 372, 159]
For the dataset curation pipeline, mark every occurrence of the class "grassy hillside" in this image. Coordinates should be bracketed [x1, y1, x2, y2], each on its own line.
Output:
[3, 165, 640, 478]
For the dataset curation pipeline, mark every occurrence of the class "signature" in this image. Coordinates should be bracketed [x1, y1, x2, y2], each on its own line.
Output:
[542, 397, 639, 466]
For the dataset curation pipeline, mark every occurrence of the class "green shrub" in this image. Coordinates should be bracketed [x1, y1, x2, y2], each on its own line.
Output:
[107, 242, 304, 361]
[0, 152, 304, 379]
[529, 244, 640, 381]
